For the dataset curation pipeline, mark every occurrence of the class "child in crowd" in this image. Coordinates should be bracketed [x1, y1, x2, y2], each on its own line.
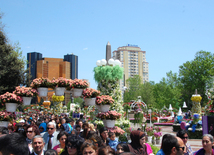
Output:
[108, 132, 119, 151]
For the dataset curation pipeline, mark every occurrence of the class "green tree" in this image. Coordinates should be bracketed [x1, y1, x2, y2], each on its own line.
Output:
[179, 51, 214, 107]
[140, 81, 156, 107]
[153, 71, 182, 109]
[0, 14, 27, 94]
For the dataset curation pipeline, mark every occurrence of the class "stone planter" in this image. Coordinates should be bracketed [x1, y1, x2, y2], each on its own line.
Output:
[96, 104, 101, 111]
[22, 97, 32, 106]
[55, 87, 65, 96]
[5, 103, 18, 112]
[37, 87, 48, 97]
[147, 136, 152, 143]
[72, 88, 83, 98]
[100, 105, 110, 112]
[0, 121, 9, 127]
[103, 119, 115, 128]
[85, 98, 96, 106]
[156, 139, 160, 144]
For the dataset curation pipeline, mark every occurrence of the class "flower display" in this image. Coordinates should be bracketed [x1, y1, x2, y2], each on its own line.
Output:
[108, 126, 125, 136]
[52, 95, 64, 102]
[13, 86, 38, 97]
[30, 77, 52, 89]
[146, 126, 154, 136]
[154, 126, 162, 132]
[0, 92, 23, 104]
[52, 77, 70, 88]
[0, 111, 16, 121]
[154, 132, 162, 139]
[96, 111, 122, 120]
[95, 95, 114, 105]
[191, 95, 202, 102]
[82, 88, 100, 98]
[67, 78, 89, 89]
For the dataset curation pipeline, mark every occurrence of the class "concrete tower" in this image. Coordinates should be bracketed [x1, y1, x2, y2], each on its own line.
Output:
[106, 41, 111, 63]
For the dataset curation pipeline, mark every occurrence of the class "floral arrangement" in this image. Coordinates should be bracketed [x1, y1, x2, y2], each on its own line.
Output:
[13, 86, 38, 97]
[0, 92, 23, 104]
[95, 95, 114, 105]
[125, 127, 134, 134]
[94, 120, 104, 129]
[146, 126, 154, 136]
[82, 88, 100, 98]
[154, 132, 162, 139]
[108, 126, 125, 136]
[52, 77, 70, 88]
[191, 95, 202, 102]
[52, 95, 64, 102]
[67, 78, 89, 89]
[96, 111, 122, 120]
[154, 126, 161, 132]
[30, 77, 52, 89]
[0, 111, 16, 121]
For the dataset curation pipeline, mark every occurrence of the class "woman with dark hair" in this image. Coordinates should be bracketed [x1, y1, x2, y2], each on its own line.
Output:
[53, 131, 69, 155]
[61, 135, 84, 155]
[128, 130, 147, 155]
[26, 124, 40, 153]
[176, 130, 193, 155]
[156, 134, 171, 155]
[44, 149, 58, 155]
[99, 127, 109, 145]
[81, 140, 98, 155]
[98, 145, 115, 155]
[116, 143, 130, 155]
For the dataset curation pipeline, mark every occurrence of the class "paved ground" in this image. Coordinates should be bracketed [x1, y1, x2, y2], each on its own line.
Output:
[131, 123, 202, 152]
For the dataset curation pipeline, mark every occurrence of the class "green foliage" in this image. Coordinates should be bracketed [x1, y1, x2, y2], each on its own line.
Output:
[151, 144, 160, 154]
[179, 51, 214, 107]
[94, 65, 123, 83]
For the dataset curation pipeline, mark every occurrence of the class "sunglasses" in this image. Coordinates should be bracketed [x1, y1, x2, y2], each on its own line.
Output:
[182, 136, 188, 139]
[47, 128, 54, 130]
[26, 131, 33, 133]
[178, 147, 185, 151]
[66, 144, 76, 149]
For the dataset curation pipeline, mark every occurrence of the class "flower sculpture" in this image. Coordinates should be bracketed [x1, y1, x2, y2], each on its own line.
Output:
[154, 132, 162, 140]
[96, 111, 122, 120]
[191, 94, 202, 114]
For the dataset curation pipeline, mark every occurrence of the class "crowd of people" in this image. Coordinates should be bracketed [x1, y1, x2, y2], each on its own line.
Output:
[0, 113, 213, 155]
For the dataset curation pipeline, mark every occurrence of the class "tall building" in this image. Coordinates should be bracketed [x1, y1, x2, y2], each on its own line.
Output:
[27, 52, 78, 104]
[113, 44, 149, 87]
[106, 41, 111, 63]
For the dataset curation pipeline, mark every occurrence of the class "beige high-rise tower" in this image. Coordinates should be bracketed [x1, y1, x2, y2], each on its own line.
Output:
[113, 44, 149, 88]
[106, 41, 111, 63]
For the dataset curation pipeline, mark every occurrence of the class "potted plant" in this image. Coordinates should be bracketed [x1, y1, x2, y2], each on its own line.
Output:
[52, 77, 70, 96]
[0, 92, 23, 112]
[95, 95, 114, 112]
[13, 86, 38, 105]
[0, 111, 16, 127]
[67, 79, 89, 98]
[30, 77, 52, 97]
[83, 88, 100, 106]
[146, 126, 154, 143]
[108, 126, 126, 137]
[154, 132, 162, 144]
[96, 111, 122, 128]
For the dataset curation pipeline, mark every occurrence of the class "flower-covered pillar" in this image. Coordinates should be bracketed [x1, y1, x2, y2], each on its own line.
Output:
[94, 59, 124, 114]
[191, 90, 202, 114]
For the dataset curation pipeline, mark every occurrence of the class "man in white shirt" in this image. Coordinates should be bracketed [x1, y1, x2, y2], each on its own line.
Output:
[31, 135, 45, 155]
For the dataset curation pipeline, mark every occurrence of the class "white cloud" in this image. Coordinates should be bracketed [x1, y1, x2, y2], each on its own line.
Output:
[83, 48, 88, 50]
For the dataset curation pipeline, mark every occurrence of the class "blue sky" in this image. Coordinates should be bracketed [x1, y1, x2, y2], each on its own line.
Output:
[1, 0, 214, 89]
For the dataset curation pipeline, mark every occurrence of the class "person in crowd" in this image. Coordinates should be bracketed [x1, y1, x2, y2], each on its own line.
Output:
[7, 122, 14, 133]
[156, 134, 171, 155]
[88, 132, 105, 147]
[70, 119, 75, 128]
[39, 122, 47, 133]
[61, 135, 84, 155]
[42, 122, 60, 150]
[26, 124, 41, 153]
[31, 135, 45, 155]
[88, 123, 96, 132]
[116, 143, 130, 154]
[61, 118, 70, 133]
[0, 127, 9, 134]
[45, 149, 58, 155]
[53, 131, 68, 154]
[100, 127, 110, 145]
[177, 130, 193, 155]
[81, 140, 98, 155]
[55, 118, 61, 131]
[119, 153, 136, 155]
[98, 145, 115, 155]
[0, 133, 29, 155]
[128, 130, 147, 155]
[81, 122, 89, 139]
[162, 134, 184, 155]
[93, 123, 99, 135]
[75, 125, 82, 137]
[138, 131, 154, 155]
[195, 134, 214, 155]
[108, 132, 119, 151]
[66, 118, 73, 134]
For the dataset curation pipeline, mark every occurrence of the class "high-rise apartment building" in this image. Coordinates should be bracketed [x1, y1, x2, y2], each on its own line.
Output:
[113, 44, 149, 87]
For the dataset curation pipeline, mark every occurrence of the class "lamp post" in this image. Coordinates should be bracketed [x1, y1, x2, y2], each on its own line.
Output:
[148, 109, 152, 127]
